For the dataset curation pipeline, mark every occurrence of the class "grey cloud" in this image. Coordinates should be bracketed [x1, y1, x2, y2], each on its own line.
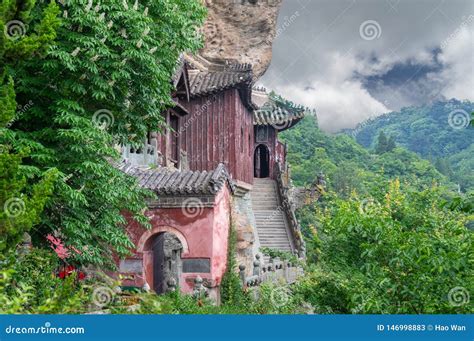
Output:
[259, 0, 473, 132]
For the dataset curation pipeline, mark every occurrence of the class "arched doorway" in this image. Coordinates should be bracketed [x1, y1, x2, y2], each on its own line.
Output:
[254, 144, 270, 178]
[150, 232, 183, 294]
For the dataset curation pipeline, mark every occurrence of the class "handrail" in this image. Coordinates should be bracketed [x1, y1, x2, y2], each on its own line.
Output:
[274, 161, 306, 258]
[239, 255, 301, 289]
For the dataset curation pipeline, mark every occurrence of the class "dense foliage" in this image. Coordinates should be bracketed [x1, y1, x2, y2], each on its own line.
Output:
[1, 0, 206, 266]
[297, 180, 473, 313]
[1, 248, 305, 314]
[1, 0, 60, 253]
[1, 1, 471, 316]
[280, 108, 473, 314]
[348, 100, 474, 192]
[280, 115, 451, 197]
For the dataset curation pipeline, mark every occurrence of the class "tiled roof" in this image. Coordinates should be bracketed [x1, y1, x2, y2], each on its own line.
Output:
[119, 162, 234, 196]
[171, 55, 186, 87]
[188, 65, 253, 97]
[252, 89, 307, 130]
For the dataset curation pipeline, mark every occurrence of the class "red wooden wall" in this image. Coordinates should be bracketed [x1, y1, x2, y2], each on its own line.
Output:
[178, 88, 254, 185]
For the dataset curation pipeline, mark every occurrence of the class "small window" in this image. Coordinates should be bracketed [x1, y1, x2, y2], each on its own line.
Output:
[256, 126, 268, 142]
[240, 127, 244, 152]
[170, 114, 179, 163]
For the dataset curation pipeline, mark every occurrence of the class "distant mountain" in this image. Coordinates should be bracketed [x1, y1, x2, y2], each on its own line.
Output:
[347, 100, 474, 192]
[280, 115, 450, 197]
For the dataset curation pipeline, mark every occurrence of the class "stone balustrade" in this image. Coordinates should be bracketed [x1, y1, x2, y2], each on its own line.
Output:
[238, 254, 302, 289]
[121, 133, 158, 167]
[274, 162, 306, 258]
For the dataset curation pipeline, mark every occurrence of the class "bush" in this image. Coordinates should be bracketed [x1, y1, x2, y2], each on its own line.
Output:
[0, 249, 89, 314]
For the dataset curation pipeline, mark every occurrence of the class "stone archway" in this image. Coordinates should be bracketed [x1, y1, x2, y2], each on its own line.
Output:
[139, 227, 188, 294]
[150, 232, 182, 294]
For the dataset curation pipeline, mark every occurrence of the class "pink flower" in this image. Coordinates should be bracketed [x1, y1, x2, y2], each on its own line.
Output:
[46, 234, 70, 260]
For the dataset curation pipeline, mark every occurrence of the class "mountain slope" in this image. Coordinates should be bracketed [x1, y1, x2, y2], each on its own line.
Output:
[279, 115, 450, 197]
[348, 99, 474, 192]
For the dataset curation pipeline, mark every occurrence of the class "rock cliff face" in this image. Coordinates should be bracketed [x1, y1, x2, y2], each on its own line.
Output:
[200, 0, 283, 80]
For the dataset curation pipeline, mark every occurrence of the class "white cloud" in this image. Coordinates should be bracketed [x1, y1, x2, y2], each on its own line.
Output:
[274, 78, 388, 133]
[434, 26, 474, 101]
[260, 0, 473, 132]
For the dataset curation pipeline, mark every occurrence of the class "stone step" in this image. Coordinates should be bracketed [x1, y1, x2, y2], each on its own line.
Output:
[259, 238, 291, 243]
[254, 211, 284, 215]
[252, 201, 279, 205]
[255, 214, 286, 218]
[254, 212, 285, 217]
[257, 228, 288, 232]
[259, 239, 291, 244]
[255, 222, 287, 227]
[258, 235, 290, 239]
[255, 219, 285, 226]
[251, 178, 293, 254]
[257, 229, 289, 234]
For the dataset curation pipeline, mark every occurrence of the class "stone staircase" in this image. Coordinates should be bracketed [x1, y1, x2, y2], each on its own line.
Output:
[251, 178, 294, 255]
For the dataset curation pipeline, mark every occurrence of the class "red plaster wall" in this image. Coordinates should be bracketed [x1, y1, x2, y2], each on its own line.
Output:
[121, 186, 231, 295]
[210, 185, 231, 285]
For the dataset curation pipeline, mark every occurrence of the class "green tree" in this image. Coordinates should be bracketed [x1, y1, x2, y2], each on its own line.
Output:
[375, 130, 388, 154]
[6, 0, 207, 266]
[386, 135, 396, 152]
[298, 180, 473, 314]
[0, 0, 60, 254]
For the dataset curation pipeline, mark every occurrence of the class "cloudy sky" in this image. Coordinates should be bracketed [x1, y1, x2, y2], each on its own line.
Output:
[259, 0, 474, 132]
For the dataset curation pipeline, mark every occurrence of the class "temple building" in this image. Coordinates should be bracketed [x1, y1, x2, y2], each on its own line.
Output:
[116, 55, 311, 301]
